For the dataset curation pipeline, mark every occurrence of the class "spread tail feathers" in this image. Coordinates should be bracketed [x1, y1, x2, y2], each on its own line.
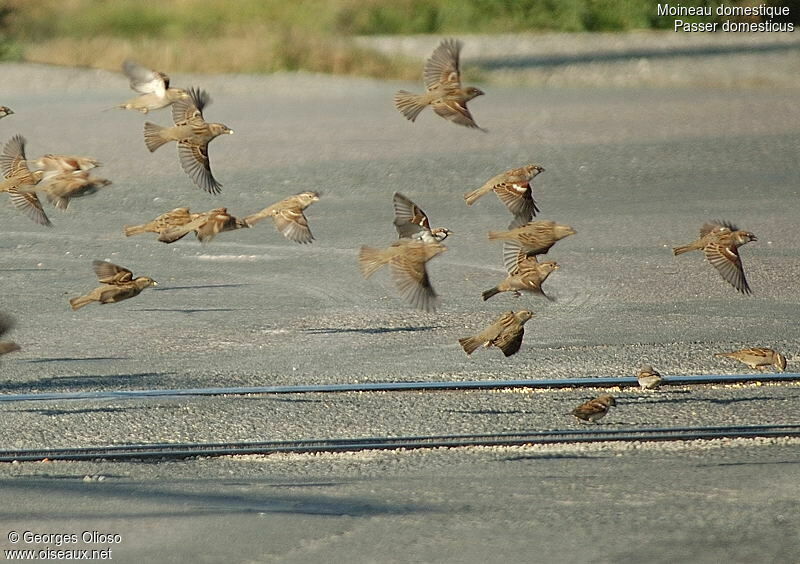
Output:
[482, 287, 501, 301]
[458, 336, 482, 355]
[143, 122, 169, 152]
[358, 246, 388, 279]
[393, 91, 427, 122]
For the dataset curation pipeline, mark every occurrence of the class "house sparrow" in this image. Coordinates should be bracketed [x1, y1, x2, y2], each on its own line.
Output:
[673, 220, 757, 294]
[0, 106, 14, 119]
[0, 135, 50, 226]
[69, 260, 157, 310]
[394, 38, 486, 131]
[637, 365, 663, 390]
[458, 310, 533, 357]
[144, 87, 233, 194]
[31, 171, 112, 210]
[392, 192, 451, 243]
[244, 191, 320, 244]
[117, 60, 189, 114]
[482, 256, 559, 301]
[489, 220, 576, 256]
[0, 313, 20, 356]
[124, 207, 194, 237]
[358, 240, 447, 312]
[715, 347, 787, 372]
[158, 207, 248, 244]
[32, 154, 101, 176]
[571, 394, 616, 423]
[464, 165, 544, 225]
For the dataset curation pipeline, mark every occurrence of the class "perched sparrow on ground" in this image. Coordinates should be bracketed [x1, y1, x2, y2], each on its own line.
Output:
[392, 192, 451, 243]
[32, 171, 112, 210]
[464, 165, 544, 225]
[458, 310, 533, 357]
[158, 207, 248, 244]
[244, 191, 320, 244]
[637, 365, 663, 390]
[0, 313, 21, 356]
[489, 220, 576, 256]
[358, 240, 447, 312]
[394, 38, 485, 131]
[0, 107, 14, 119]
[482, 256, 559, 301]
[117, 60, 189, 114]
[144, 87, 233, 194]
[571, 394, 616, 423]
[0, 135, 49, 226]
[715, 347, 787, 372]
[124, 207, 194, 237]
[673, 220, 757, 294]
[69, 260, 157, 310]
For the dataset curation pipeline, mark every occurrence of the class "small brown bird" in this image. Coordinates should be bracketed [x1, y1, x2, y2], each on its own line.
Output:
[637, 365, 663, 390]
[489, 220, 576, 256]
[0, 106, 13, 119]
[458, 310, 534, 357]
[124, 207, 194, 237]
[117, 60, 189, 114]
[144, 87, 233, 194]
[394, 38, 485, 131]
[158, 207, 248, 244]
[0, 135, 49, 226]
[673, 220, 757, 294]
[69, 261, 157, 310]
[358, 240, 447, 312]
[32, 171, 112, 210]
[392, 192, 451, 243]
[715, 347, 787, 372]
[571, 394, 617, 423]
[0, 313, 21, 356]
[244, 191, 320, 244]
[482, 256, 559, 301]
[464, 165, 544, 225]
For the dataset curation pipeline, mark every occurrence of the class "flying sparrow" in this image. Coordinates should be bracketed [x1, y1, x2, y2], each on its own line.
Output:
[458, 310, 534, 357]
[244, 191, 320, 244]
[489, 220, 576, 256]
[0, 106, 14, 119]
[482, 255, 559, 301]
[0, 135, 50, 226]
[464, 165, 544, 225]
[392, 192, 452, 243]
[394, 38, 486, 131]
[571, 394, 616, 423]
[30, 171, 112, 210]
[673, 220, 757, 294]
[69, 260, 157, 310]
[124, 207, 194, 237]
[0, 313, 21, 356]
[358, 239, 447, 312]
[158, 207, 248, 244]
[31, 154, 101, 179]
[144, 87, 233, 194]
[715, 347, 787, 372]
[637, 365, 663, 390]
[117, 60, 189, 114]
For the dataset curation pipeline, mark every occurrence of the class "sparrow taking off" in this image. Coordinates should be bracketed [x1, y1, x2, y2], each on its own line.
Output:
[458, 310, 534, 357]
[158, 207, 248, 244]
[482, 255, 559, 301]
[33, 171, 112, 210]
[0, 106, 13, 119]
[464, 165, 544, 225]
[124, 207, 194, 237]
[117, 60, 189, 114]
[0, 313, 21, 356]
[672, 220, 757, 294]
[489, 220, 576, 256]
[0, 135, 50, 226]
[244, 191, 320, 244]
[637, 365, 663, 390]
[69, 260, 157, 310]
[144, 87, 233, 194]
[358, 240, 447, 312]
[392, 192, 451, 243]
[32, 154, 101, 176]
[715, 347, 787, 372]
[394, 38, 486, 131]
[571, 394, 616, 423]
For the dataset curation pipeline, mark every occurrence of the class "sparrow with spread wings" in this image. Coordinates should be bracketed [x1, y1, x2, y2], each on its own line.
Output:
[458, 310, 534, 357]
[117, 60, 189, 114]
[464, 165, 545, 226]
[124, 207, 195, 238]
[488, 220, 576, 256]
[482, 251, 559, 301]
[158, 207, 248, 244]
[244, 191, 320, 244]
[394, 38, 486, 131]
[0, 135, 49, 226]
[392, 192, 451, 243]
[69, 261, 157, 310]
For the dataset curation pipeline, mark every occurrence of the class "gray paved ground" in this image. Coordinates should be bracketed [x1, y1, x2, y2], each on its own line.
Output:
[0, 32, 799, 563]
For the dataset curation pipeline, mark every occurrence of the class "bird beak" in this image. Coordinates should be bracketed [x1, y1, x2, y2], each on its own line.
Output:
[227, 130, 234, 135]
[152, 281, 159, 287]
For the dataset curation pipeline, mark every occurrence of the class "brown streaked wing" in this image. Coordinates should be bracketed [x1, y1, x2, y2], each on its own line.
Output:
[423, 38, 462, 91]
[0, 135, 28, 178]
[92, 260, 133, 284]
[704, 242, 751, 294]
[272, 208, 313, 244]
[431, 99, 482, 130]
[494, 182, 539, 221]
[122, 60, 167, 97]
[177, 141, 222, 195]
[389, 255, 438, 312]
[7, 189, 51, 226]
[495, 325, 525, 357]
[392, 192, 430, 238]
[171, 87, 209, 124]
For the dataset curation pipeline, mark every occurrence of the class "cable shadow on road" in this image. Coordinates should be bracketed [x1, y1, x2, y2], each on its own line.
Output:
[135, 308, 244, 314]
[0, 372, 177, 394]
[13, 406, 146, 417]
[20, 356, 130, 364]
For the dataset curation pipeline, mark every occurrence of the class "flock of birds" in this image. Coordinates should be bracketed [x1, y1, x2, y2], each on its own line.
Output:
[0, 39, 790, 423]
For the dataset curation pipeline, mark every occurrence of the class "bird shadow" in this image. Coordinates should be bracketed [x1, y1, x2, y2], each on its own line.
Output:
[631, 394, 798, 406]
[302, 325, 440, 335]
[502, 454, 605, 462]
[0, 372, 176, 394]
[20, 356, 130, 364]
[135, 308, 243, 314]
[696, 459, 800, 468]
[153, 284, 251, 292]
[0, 268, 56, 272]
[444, 408, 529, 416]
[15, 406, 144, 416]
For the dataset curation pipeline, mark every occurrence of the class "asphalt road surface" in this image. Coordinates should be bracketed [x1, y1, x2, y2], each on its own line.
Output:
[0, 43, 799, 564]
